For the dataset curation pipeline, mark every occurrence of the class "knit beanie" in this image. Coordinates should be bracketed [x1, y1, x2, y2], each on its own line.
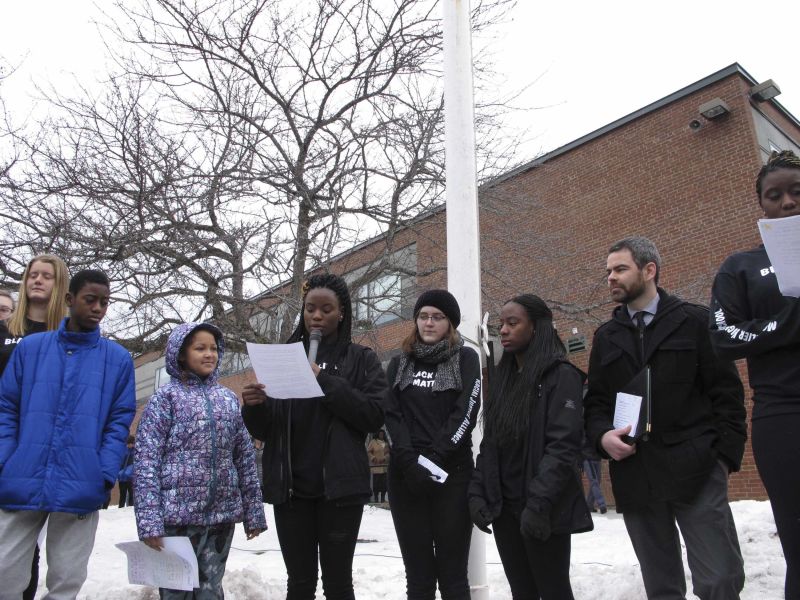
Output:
[413, 289, 461, 327]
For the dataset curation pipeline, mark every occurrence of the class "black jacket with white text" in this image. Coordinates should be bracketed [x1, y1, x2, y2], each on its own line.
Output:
[710, 246, 800, 419]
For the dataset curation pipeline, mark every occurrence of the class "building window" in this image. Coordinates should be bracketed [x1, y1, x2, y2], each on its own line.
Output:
[250, 304, 287, 342]
[154, 365, 169, 390]
[218, 352, 250, 378]
[354, 272, 405, 327]
[347, 244, 417, 329]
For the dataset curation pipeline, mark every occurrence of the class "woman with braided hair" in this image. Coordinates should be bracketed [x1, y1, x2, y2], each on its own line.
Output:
[241, 273, 386, 600]
[468, 294, 591, 599]
[709, 149, 800, 599]
[383, 289, 481, 600]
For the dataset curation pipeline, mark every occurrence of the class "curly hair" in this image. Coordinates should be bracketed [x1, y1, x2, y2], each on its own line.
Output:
[756, 150, 800, 198]
[287, 273, 353, 368]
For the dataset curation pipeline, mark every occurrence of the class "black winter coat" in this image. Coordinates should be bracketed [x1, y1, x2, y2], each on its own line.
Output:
[709, 246, 800, 419]
[469, 360, 593, 535]
[584, 289, 747, 512]
[242, 342, 386, 504]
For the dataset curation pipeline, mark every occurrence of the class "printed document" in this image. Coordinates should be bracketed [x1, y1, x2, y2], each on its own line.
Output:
[759, 214, 800, 297]
[613, 392, 642, 438]
[246, 342, 324, 399]
[418, 455, 448, 483]
[116, 537, 199, 591]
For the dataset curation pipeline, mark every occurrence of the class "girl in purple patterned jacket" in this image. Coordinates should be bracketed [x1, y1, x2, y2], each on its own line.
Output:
[134, 322, 267, 599]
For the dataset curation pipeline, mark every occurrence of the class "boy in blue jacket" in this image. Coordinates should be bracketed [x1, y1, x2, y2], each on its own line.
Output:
[0, 268, 136, 598]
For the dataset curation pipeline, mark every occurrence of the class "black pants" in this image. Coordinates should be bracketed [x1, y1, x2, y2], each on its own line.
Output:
[372, 473, 387, 503]
[492, 508, 574, 600]
[273, 497, 363, 600]
[753, 413, 800, 600]
[118, 482, 134, 508]
[388, 466, 472, 600]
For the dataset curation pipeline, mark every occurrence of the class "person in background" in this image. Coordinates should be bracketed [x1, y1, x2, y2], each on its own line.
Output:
[117, 435, 136, 508]
[384, 289, 481, 600]
[242, 273, 385, 600]
[134, 322, 266, 599]
[368, 430, 390, 504]
[582, 441, 607, 515]
[470, 294, 591, 600]
[0, 268, 136, 599]
[709, 150, 800, 599]
[0, 255, 70, 600]
[0, 290, 14, 321]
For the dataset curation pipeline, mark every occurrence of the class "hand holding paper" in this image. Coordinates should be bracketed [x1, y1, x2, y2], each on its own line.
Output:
[246, 342, 324, 399]
[417, 455, 448, 483]
[116, 537, 199, 591]
[759, 215, 800, 297]
[613, 392, 642, 438]
[601, 426, 637, 461]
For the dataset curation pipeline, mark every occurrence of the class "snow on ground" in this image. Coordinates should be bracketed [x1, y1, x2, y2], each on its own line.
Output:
[35, 500, 783, 599]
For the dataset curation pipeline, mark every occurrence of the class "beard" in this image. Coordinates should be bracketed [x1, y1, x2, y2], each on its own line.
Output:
[611, 275, 647, 305]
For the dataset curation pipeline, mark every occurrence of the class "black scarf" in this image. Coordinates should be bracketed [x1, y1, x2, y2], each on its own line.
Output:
[394, 336, 464, 392]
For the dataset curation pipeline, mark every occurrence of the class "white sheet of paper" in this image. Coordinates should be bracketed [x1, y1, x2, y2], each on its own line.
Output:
[759, 214, 800, 297]
[613, 392, 642, 438]
[417, 455, 448, 483]
[246, 342, 324, 399]
[115, 537, 199, 591]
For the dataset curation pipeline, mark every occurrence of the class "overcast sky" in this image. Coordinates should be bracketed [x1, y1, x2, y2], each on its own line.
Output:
[1, 0, 798, 161]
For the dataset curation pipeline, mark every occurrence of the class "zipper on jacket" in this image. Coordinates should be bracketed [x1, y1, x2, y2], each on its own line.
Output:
[637, 321, 652, 441]
[286, 398, 294, 503]
[201, 384, 218, 516]
[321, 421, 335, 500]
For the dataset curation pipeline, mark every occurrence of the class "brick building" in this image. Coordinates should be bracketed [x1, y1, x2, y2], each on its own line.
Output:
[133, 63, 800, 503]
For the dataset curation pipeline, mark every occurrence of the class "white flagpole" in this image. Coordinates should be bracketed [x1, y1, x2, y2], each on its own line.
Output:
[442, 1, 488, 598]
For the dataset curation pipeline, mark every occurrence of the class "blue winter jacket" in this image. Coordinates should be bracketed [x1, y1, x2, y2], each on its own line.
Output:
[0, 318, 136, 514]
[134, 323, 267, 540]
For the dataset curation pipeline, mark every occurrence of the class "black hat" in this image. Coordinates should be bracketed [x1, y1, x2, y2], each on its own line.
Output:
[413, 289, 461, 327]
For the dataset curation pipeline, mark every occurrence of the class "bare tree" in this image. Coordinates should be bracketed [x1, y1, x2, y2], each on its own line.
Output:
[0, 0, 522, 352]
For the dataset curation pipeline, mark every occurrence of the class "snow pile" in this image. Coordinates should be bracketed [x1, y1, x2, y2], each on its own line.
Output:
[35, 501, 782, 599]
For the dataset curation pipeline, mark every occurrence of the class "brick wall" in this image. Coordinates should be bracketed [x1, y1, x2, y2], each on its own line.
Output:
[137, 69, 800, 503]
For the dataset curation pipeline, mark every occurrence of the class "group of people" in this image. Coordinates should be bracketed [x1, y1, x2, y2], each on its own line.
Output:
[0, 149, 797, 600]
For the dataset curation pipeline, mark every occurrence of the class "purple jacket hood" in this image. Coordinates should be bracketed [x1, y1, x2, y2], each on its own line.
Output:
[165, 322, 224, 384]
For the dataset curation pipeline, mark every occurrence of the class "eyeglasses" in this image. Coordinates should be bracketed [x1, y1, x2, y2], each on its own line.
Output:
[417, 312, 447, 323]
[0, 307, 12, 316]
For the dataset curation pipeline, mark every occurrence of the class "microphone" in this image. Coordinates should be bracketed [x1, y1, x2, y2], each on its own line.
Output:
[308, 328, 323, 365]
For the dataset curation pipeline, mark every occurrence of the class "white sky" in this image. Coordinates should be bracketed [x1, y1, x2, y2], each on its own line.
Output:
[1, 1, 798, 164]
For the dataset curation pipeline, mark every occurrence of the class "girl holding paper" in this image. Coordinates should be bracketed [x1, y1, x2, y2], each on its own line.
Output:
[134, 322, 267, 599]
[709, 149, 800, 599]
[468, 294, 591, 600]
[383, 289, 481, 600]
[241, 273, 385, 600]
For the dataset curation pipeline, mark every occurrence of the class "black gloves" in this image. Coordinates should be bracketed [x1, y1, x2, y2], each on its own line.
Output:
[403, 463, 438, 495]
[469, 497, 493, 534]
[520, 505, 551, 541]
